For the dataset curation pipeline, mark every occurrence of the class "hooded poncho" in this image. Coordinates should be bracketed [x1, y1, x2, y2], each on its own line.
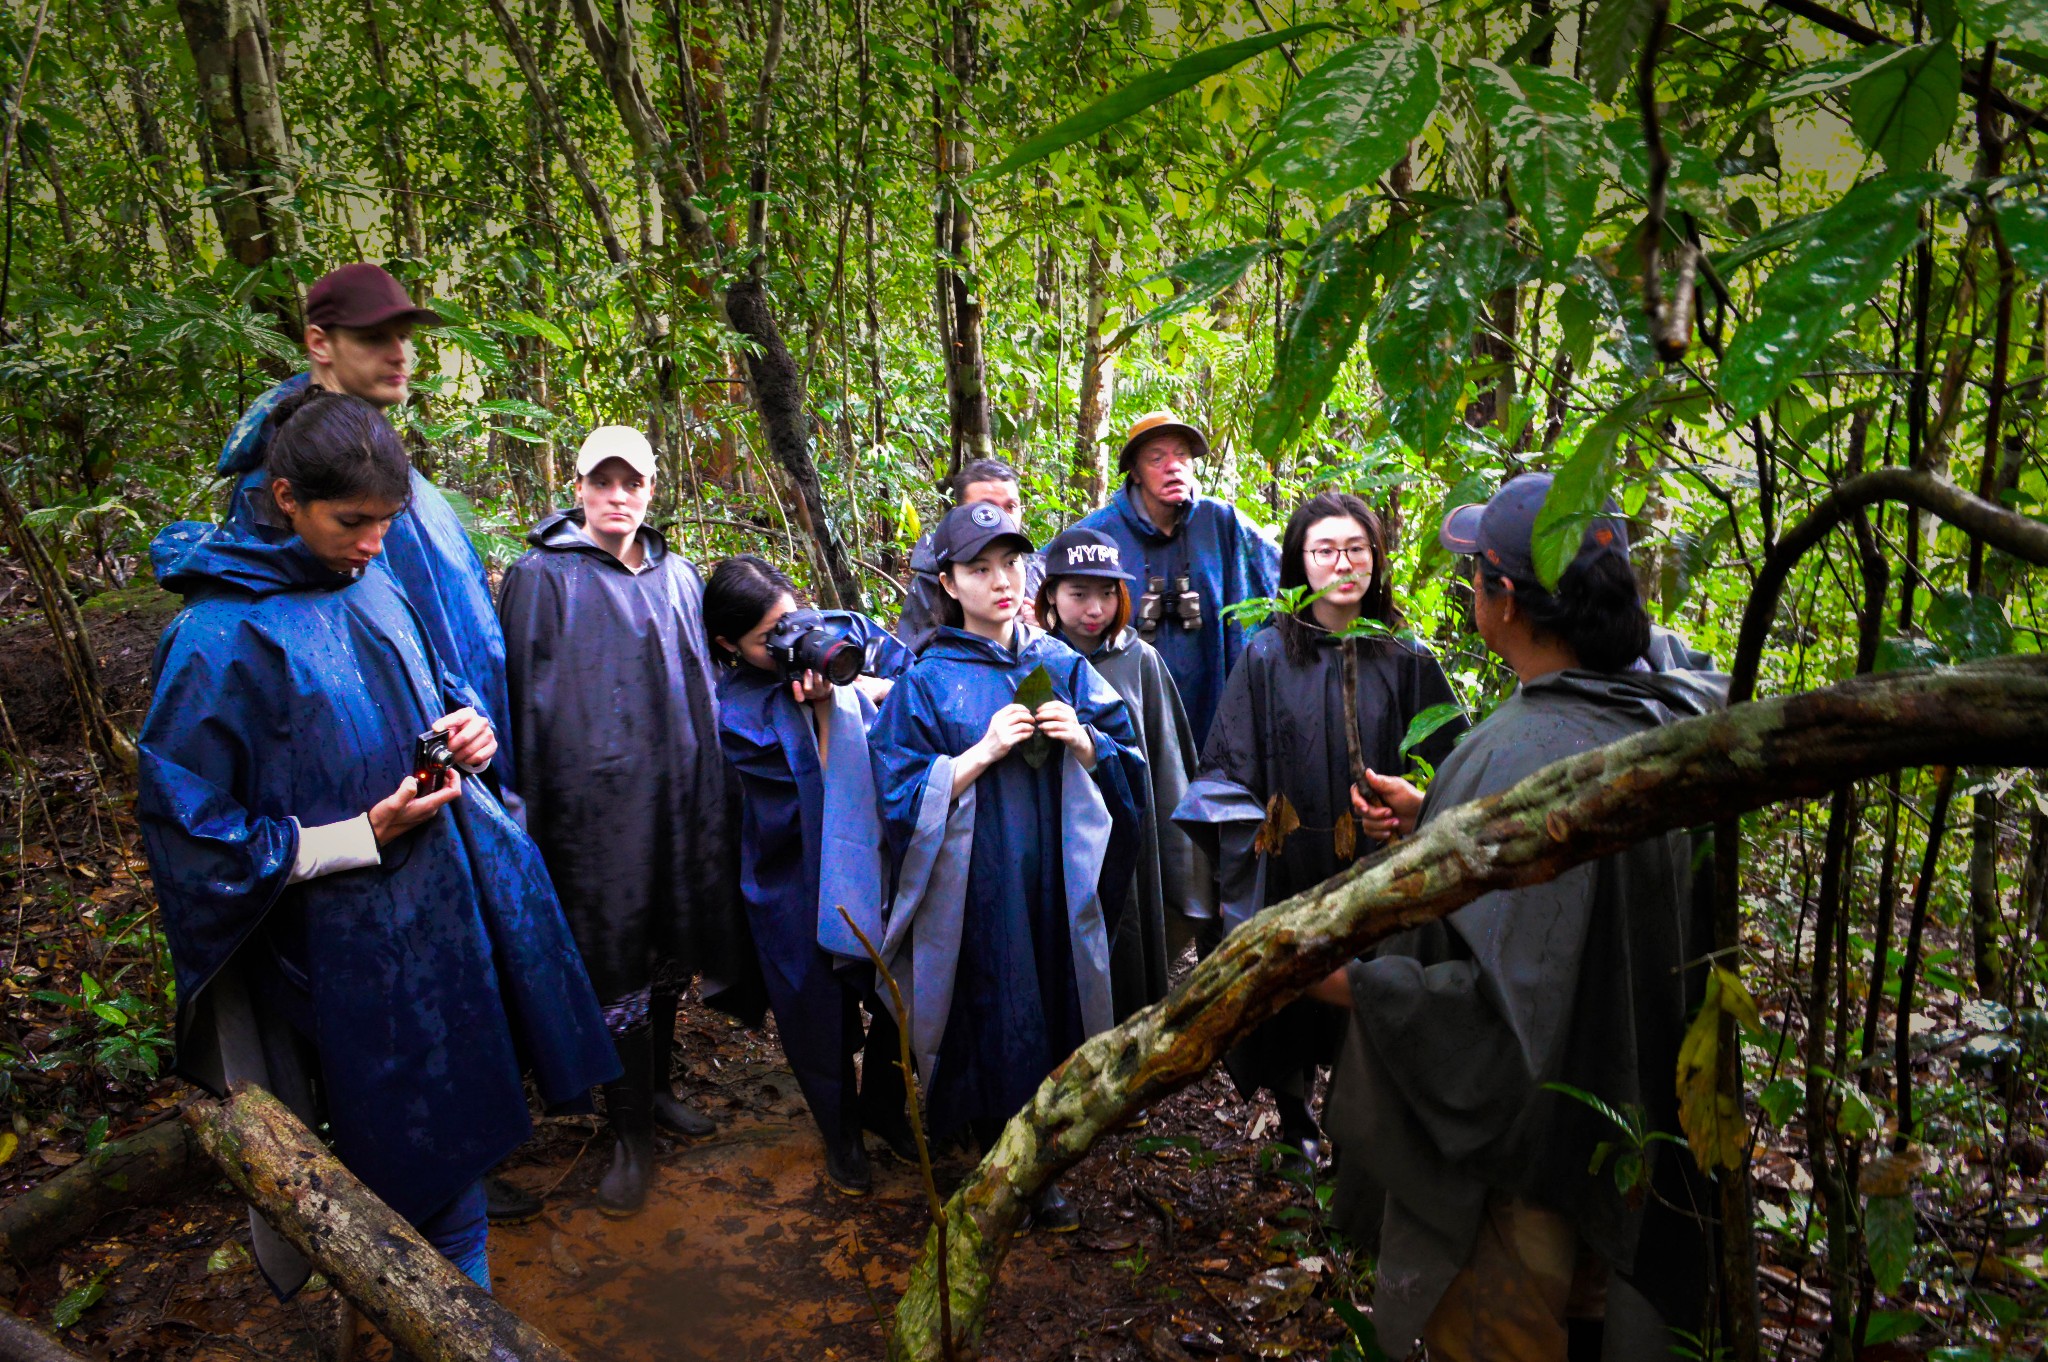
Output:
[496, 510, 743, 1018]
[137, 520, 617, 1290]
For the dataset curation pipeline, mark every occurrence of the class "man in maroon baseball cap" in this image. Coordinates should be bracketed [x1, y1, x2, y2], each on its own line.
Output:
[301, 263, 442, 408]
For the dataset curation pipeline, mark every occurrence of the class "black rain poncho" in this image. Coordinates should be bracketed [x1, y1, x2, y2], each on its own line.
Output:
[497, 510, 746, 1022]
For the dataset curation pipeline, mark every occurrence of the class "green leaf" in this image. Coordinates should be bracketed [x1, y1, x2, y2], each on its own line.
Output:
[1014, 664, 1056, 768]
[1368, 202, 1504, 453]
[1465, 61, 1604, 263]
[1958, 0, 2048, 52]
[1708, 208, 1825, 276]
[496, 309, 576, 349]
[1848, 43, 1961, 173]
[1756, 1077, 1802, 1127]
[49, 1273, 106, 1330]
[1875, 636, 1948, 672]
[1602, 120, 1723, 217]
[1252, 227, 1377, 460]
[1720, 171, 1948, 420]
[1864, 1192, 1916, 1293]
[1837, 1082, 1881, 1138]
[1765, 43, 1925, 106]
[1996, 195, 2048, 278]
[1398, 701, 1466, 756]
[1925, 589, 2013, 661]
[1584, 0, 1663, 100]
[1530, 394, 1647, 589]
[1261, 37, 1440, 201]
[979, 25, 1331, 180]
[1863, 1309, 1925, 1344]
[1558, 258, 1655, 377]
[428, 324, 509, 373]
[1132, 243, 1272, 330]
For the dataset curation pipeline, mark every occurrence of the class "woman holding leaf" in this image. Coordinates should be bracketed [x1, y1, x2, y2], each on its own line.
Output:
[868, 503, 1145, 1233]
[1174, 491, 1466, 1169]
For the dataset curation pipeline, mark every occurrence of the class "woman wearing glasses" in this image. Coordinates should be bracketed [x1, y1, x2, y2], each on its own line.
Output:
[1176, 491, 1466, 1169]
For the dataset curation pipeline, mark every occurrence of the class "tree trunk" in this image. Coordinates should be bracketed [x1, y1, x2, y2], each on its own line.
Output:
[1072, 234, 1115, 506]
[184, 1086, 575, 1362]
[359, 0, 424, 260]
[887, 655, 2048, 1360]
[0, 1119, 204, 1269]
[177, 0, 302, 333]
[0, 1305, 90, 1362]
[104, 0, 196, 270]
[934, 1, 993, 479]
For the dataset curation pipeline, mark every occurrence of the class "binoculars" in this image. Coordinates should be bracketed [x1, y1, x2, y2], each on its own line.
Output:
[765, 608, 865, 686]
[1136, 574, 1203, 637]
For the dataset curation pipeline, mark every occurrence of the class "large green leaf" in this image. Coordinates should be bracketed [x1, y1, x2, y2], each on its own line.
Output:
[1251, 226, 1378, 459]
[1848, 42, 1961, 173]
[978, 25, 1329, 180]
[1958, 0, 2048, 52]
[1864, 1193, 1916, 1294]
[1261, 37, 1440, 201]
[1996, 195, 2048, 278]
[1926, 589, 2014, 661]
[1602, 119, 1723, 217]
[1465, 61, 1604, 263]
[1583, 0, 1662, 100]
[1367, 202, 1504, 453]
[1558, 258, 1656, 377]
[1132, 243, 1272, 330]
[1530, 388, 1652, 588]
[1014, 664, 1056, 768]
[1719, 172, 1948, 420]
[1764, 43, 1924, 106]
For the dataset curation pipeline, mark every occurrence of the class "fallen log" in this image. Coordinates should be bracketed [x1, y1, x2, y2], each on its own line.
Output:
[183, 1086, 577, 1362]
[886, 655, 2048, 1360]
[0, 1117, 207, 1269]
[0, 1305, 89, 1362]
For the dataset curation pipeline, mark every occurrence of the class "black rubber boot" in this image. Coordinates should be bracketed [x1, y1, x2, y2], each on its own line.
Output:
[647, 990, 715, 1139]
[823, 1134, 873, 1197]
[1273, 1091, 1324, 1172]
[482, 1174, 543, 1224]
[1032, 1180, 1081, 1234]
[597, 1030, 656, 1217]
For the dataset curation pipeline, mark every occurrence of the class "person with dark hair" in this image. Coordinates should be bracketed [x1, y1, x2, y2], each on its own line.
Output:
[1072, 411, 1281, 746]
[137, 391, 617, 1298]
[869, 503, 1146, 1232]
[703, 553, 918, 1195]
[1308, 472, 1725, 1361]
[1036, 528, 1213, 1017]
[495, 427, 746, 1216]
[896, 458, 1046, 651]
[216, 266, 517, 814]
[1174, 491, 1466, 1169]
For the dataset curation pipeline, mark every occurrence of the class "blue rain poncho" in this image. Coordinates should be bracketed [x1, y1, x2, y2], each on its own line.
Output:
[716, 614, 915, 1148]
[137, 521, 617, 1276]
[867, 625, 1145, 1137]
[218, 374, 515, 796]
[1072, 485, 1280, 745]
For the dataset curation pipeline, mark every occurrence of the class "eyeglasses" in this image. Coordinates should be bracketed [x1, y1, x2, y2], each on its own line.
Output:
[1306, 544, 1373, 566]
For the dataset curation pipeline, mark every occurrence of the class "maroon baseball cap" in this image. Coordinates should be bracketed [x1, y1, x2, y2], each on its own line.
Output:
[304, 263, 442, 331]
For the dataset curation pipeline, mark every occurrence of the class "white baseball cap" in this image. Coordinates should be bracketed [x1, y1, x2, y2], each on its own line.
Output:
[575, 425, 657, 478]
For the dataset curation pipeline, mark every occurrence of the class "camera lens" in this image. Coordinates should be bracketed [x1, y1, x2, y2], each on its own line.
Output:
[816, 640, 863, 686]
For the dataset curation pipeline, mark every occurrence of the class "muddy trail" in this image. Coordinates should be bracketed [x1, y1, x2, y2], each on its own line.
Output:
[18, 1004, 1355, 1361]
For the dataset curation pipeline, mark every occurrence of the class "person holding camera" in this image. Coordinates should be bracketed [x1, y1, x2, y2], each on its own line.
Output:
[1034, 528, 1214, 1018]
[1305, 474, 1724, 1361]
[137, 390, 617, 1295]
[868, 503, 1146, 1232]
[896, 458, 1045, 652]
[703, 554, 917, 1196]
[1175, 492, 1466, 1171]
[497, 427, 743, 1217]
[1071, 411, 1280, 747]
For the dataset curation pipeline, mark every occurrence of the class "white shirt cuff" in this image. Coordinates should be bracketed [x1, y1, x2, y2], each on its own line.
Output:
[287, 815, 381, 884]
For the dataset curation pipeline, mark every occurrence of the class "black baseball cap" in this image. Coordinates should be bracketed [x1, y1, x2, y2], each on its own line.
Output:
[1440, 472, 1629, 583]
[1041, 528, 1135, 582]
[931, 502, 1033, 565]
[305, 263, 443, 331]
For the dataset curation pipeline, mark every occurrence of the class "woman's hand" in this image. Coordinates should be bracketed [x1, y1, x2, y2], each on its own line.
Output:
[369, 771, 463, 846]
[1033, 700, 1097, 770]
[975, 703, 1040, 763]
[791, 669, 833, 706]
[1352, 768, 1424, 839]
[435, 707, 497, 769]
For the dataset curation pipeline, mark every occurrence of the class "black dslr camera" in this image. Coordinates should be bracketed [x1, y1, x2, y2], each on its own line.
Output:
[765, 608, 865, 686]
[1136, 574, 1203, 638]
[412, 729, 455, 792]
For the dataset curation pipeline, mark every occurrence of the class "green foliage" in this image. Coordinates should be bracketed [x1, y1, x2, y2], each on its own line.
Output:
[1846, 43, 1961, 173]
[1367, 202, 1503, 453]
[1996, 195, 2048, 278]
[1261, 37, 1440, 203]
[1252, 220, 1378, 460]
[1864, 1192, 1916, 1293]
[1464, 62, 1604, 264]
[1583, 0, 1662, 101]
[1013, 664, 1055, 768]
[1132, 244, 1273, 331]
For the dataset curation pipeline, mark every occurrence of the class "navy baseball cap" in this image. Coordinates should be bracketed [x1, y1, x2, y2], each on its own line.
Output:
[1042, 527, 1135, 582]
[1440, 472, 1630, 583]
[931, 501, 1033, 565]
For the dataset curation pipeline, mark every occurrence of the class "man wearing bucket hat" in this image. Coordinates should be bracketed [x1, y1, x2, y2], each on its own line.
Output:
[1307, 472, 1726, 1361]
[1071, 410, 1279, 746]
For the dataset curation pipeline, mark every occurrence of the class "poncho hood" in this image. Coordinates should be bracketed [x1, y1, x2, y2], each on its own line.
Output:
[151, 520, 354, 600]
[527, 507, 671, 567]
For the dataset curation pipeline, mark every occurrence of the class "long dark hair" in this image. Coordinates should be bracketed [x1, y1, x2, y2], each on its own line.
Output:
[704, 553, 795, 662]
[1477, 552, 1650, 673]
[1275, 491, 1399, 666]
[265, 388, 411, 506]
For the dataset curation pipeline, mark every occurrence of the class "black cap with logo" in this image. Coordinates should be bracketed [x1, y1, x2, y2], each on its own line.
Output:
[1041, 527, 1135, 582]
[930, 501, 1034, 565]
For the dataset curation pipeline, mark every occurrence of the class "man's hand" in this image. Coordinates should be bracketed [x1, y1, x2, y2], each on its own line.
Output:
[1033, 700, 1097, 770]
[434, 707, 497, 768]
[369, 771, 463, 845]
[1352, 767, 1424, 839]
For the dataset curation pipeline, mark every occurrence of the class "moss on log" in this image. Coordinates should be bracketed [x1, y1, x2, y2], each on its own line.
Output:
[0, 1117, 206, 1269]
[888, 656, 2048, 1360]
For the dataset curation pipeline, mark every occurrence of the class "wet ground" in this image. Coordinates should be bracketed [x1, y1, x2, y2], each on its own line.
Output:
[19, 1003, 1357, 1361]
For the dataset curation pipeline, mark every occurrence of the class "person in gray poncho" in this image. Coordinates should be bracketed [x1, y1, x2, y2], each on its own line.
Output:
[1310, 474, 1726, 1362]
[1035, 527, 1215, 1016]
